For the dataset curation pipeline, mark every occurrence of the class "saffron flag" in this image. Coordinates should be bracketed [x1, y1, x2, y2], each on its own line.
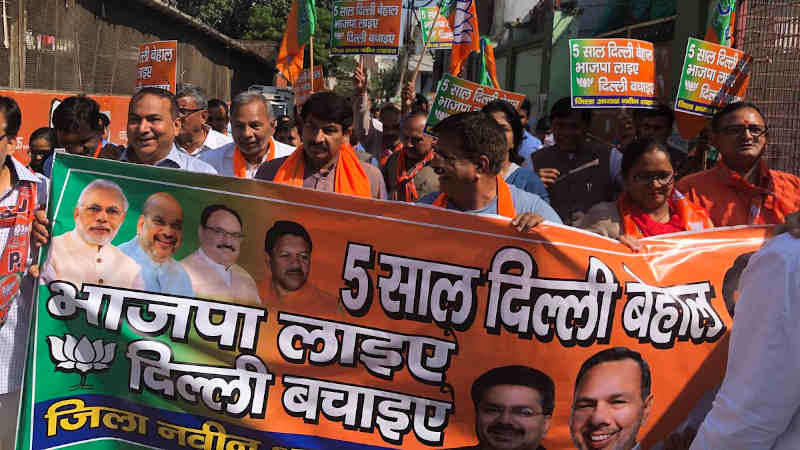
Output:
[478, 36, 500, 88]
[276, 0, 317, 84]
[706, 0, 736, 46]
[447, 0, 480, 77]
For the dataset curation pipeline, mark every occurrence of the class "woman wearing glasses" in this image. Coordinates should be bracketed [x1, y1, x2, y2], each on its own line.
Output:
[575, 138, 713, 250]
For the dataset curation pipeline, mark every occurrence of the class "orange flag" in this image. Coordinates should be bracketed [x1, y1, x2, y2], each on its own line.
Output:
[276, 0, 308, 84]
[448, 0, 480, 77]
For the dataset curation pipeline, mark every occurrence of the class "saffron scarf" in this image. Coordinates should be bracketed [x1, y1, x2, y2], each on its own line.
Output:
[618, 189, 714, 238]
[433, 175, 515, 218]
[393, 150, 434, 202]
[380, 142, 403, 167]
[723, 160, 792, 225]
[233, 138, 275, 178]
[273, 142, 372, 197]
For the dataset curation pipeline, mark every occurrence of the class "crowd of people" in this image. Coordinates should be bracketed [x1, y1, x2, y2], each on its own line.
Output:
[0, 62, 799, 449]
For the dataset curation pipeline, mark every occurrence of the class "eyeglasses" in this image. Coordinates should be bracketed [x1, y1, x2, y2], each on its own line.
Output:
[631, 172, 675, 186]
[178, 107, 205, 118]
[81, 205, 123, 218]
[203, 225, 245, 240]
[718, 125, 768, 138]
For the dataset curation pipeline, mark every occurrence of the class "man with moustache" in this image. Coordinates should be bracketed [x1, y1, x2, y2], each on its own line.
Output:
[119, 192, 193, 297]
[180, 204, 259, 305]
[257, 220, 335, 307]
[570, 347, 653, 450]
[255, 92, 387, 199]
[174, 84, 232, 155]
[449, 365, 555, 450]
[41, 179, 144, 289]
[381, 111, 439, 202]
[199, 91, 294, 178]
[677, 102, 800, 226]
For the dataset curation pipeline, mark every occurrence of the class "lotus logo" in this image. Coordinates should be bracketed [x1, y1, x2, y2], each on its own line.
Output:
[576, 77, 594, 88]
[684, 80, 699, 92]
[47, 334, 116, 389]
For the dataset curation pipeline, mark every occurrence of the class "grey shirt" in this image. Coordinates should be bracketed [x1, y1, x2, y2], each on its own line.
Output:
[418, 184, 563, 224]
[120, 144, 218, 174]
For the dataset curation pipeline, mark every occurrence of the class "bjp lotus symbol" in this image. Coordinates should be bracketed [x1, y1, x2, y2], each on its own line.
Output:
[47, 334, 117, 389]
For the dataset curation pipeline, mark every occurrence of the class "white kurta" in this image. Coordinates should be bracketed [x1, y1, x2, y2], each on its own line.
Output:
[179, 248, 260, 306]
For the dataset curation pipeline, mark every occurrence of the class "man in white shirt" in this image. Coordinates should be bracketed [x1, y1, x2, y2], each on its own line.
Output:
[690, 233, 800, 450]
[174, 83, 232, 156]
[180, 204, 259, 305]
[199, 91, 294, 178]
[41, 179, 144, 290]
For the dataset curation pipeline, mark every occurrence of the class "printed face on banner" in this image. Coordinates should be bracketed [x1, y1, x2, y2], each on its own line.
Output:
[74, 187, 126, 246]
[231, 100, 274, 158]
[268, 234, 311, 293]
[199, 209, 243, 267]
[571, 359, 653, 450]
[137, 193, 184, 263]
[476, 385, 552, 449]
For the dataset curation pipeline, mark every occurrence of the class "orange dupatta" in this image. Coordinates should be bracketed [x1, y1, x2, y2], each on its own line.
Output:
[618, 189, 714, 238]
[272, 142, 372, 197]
[233, 138, 275, 178]
[433, 175, 516, 218]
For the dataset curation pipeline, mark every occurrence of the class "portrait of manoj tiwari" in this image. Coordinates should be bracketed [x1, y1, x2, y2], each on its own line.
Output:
[448, 365, 555, 450]
[41, 179, 144, 289]
[570, 347, 653, 450]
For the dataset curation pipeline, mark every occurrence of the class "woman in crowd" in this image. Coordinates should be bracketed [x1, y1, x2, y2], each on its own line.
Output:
[481, 100, 551, 204]
[28, 127, 55, 175]
[575, 138, 713, 250]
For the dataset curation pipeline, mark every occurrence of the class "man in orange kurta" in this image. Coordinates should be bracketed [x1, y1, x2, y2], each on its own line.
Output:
[677, 102, 800, 226]
[257, 220, 337, 311]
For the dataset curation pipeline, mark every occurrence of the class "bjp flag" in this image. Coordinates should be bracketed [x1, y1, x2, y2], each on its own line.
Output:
[447, 0, 480, 77]
[479, 36, 500, 88]
[276, 0, 317, 84]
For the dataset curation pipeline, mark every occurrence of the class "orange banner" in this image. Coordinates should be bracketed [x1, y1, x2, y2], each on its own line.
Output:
[136, 40, 178, 93]
[22, 154, 770, 450]
[292, 66, 325, 105]
[331, 0, 403, 55]
[0, 89, 130, 165]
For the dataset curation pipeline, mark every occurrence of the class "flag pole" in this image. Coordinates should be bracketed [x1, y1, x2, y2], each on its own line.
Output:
[309, 36, 315, 93]
[410, 4, 441, 84]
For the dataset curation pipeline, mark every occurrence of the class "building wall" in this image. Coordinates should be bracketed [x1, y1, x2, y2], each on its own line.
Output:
[0, 0, 276, 99]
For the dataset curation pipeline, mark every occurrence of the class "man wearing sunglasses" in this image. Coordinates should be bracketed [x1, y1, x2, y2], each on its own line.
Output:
[677, 102, 800, 226]
[179, 204, 259, 306]
[174, 84, 232, 156]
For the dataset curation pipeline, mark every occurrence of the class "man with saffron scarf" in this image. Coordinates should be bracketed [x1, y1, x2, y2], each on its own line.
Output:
[677, 102, 800, 227]
[200, 91, 295, 178]
[381, 111, 439, 202]
[418, 112, 562, 231]
[255, 92, 387, 199]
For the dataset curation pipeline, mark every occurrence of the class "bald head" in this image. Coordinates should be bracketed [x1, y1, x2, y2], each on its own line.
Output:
[137, 192, 185, 262]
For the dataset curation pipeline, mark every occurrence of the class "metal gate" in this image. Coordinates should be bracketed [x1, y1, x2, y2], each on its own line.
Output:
[735, 0, 800, 175]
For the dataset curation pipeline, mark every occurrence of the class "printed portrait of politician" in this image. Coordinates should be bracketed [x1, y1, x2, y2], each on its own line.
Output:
[449, 365, 555, 450]
[41, 179, 144, 289]
[257, 220, 336, 307]
[118, 192, 193, 297]
[179, 204, 259, 305]
[570, 347, 653, 450]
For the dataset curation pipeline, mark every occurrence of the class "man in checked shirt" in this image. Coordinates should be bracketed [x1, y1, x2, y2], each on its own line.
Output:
[0, 97, 49, 449]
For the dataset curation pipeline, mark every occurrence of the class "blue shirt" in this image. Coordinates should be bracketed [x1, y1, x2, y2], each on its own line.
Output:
[505, 164, 550, 204]
[120, 145, 218, 174]
[119, 238, 194, 297]
[518, 130, 543, 168]
[418, 184, 563, 224]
